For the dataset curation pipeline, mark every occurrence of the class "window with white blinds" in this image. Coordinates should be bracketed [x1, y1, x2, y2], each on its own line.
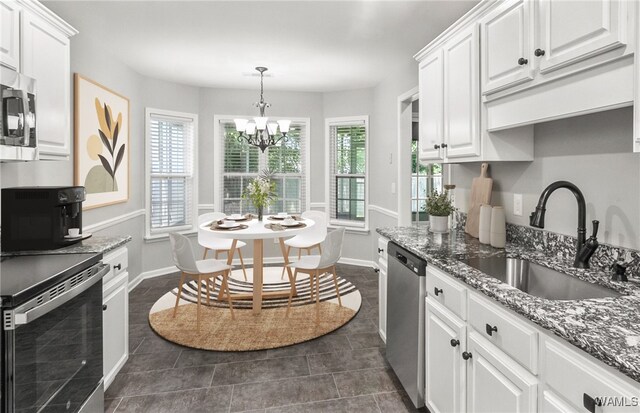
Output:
[145, 108, 198, 236]
[218, 118, 308, 215]
[326, 116, 369, 228]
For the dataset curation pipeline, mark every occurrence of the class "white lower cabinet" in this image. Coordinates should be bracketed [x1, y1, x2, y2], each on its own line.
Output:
[466, 331, 537, 413]
[102, 247, 129, 389]
[376, 236, 389, 342]
[424, 265, 640, 413]
[425, 299, 466, 413]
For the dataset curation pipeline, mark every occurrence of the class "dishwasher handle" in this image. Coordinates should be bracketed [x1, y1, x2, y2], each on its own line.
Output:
[395, 252, 408, 264]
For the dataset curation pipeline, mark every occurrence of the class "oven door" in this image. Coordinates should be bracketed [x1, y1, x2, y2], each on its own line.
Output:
[3, 263, 108, 413]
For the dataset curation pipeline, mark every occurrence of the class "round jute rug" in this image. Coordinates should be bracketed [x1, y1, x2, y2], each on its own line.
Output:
[148, 267, 361, 351]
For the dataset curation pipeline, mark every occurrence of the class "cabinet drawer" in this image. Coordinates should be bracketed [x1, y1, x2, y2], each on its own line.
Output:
[542, 338, 639, 413]
[377, 237, 389, 258]
[103, 247, 128, 284]
[426, 265, 467, 320]
[468, 292, 538, 373]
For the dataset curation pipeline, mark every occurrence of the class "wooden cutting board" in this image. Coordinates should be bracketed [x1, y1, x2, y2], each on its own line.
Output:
[465, 163, 493, 238]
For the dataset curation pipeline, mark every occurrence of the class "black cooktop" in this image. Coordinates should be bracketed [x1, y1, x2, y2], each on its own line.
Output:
[0, 253, 102, 308]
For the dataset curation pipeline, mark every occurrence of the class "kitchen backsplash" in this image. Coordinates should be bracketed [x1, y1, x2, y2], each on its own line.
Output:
[454, 211, 640, 279]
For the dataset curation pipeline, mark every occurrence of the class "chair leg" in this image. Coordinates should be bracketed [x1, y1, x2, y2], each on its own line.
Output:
[318, 244, 322, 254]
[298, 248, 301, 260]
[173, 272, 186, 318]
[309, 269, 314, 301]
[331, 265, 342, 307]
[280, 246, 291, 280]
[197, 276, 202, 331]
[237, 248, 248, 281]
[215, 250, 219, 260]
[224, 270, 235, 319]
[206, 276, 211, 305]
[315, 269, 321, 324]
[285, 269, 298, 317]
[203, 248, 209, 260]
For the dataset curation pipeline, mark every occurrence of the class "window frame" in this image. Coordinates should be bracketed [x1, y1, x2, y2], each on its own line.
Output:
[144, 107, 199, 240]
[213, 115, 311, 216]
[325, 115, 370, 231]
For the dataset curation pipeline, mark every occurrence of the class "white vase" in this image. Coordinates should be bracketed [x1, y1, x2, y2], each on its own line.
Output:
[490, 206, 506, 248]
[430, 215, 449, 233]
[479, 204, 492, 245]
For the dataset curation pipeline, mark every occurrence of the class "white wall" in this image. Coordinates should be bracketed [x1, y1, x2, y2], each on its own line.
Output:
[452, 107, 639, 250]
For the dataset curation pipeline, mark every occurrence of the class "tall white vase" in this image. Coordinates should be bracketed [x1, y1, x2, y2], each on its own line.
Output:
[479, 204, 492, 244]
[490, 206, 506, 248]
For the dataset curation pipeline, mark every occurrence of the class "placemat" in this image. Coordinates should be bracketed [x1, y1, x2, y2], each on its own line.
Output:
[265, 223, 307, 231]
[209, 222, 249, 231]
[268, 215, 303, 221]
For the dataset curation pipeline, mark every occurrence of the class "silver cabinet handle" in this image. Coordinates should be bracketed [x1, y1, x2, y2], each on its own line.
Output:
[11, 264, 109, 327]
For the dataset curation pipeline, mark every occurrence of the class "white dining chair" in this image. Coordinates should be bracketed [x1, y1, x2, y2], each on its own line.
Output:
[285, 227, 345, 322]
[199, 212, 248, 281]
[169, 233, 234, 330]
[280, 210, 328, 280]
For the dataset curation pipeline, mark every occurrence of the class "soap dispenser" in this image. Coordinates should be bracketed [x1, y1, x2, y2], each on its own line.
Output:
[575, 220, 599, 269]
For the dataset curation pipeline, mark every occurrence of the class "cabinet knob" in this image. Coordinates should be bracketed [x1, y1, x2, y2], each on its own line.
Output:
[462, 351, 473, 360]
[518, 57, 528, 65]
[485, 323, 498, 336]
[434, 287, 443, 296]
[450, 339, 460, 347]
[102, 304, 108, 311]
[374, 268, 380, 273]
[114, 264, 122, 270]
[378, 248, 384, 253]
[441, 143, 448, 148]
[583, 393, 602, 413]
[433, 144, 441, 150]
[534, 48, 545, 57]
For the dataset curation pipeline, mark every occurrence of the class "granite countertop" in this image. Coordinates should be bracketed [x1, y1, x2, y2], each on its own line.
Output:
[1, 235, 132, 257]
[377, 225, 640, 383]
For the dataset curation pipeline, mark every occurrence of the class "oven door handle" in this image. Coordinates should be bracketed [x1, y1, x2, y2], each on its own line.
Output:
[12, 264, 109, 327]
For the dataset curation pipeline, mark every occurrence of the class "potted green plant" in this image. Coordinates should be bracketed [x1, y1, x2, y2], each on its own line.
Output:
[242, 169, 276, 221]
[424, 189, 456, 233]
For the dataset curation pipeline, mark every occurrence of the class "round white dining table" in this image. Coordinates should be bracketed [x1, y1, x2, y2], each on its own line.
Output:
[198, 215, 315, 314]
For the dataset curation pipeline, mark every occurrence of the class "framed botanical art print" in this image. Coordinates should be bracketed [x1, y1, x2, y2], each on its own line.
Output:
[74, 74, 130, 209]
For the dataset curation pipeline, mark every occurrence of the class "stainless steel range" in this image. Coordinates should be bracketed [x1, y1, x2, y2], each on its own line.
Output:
[1, 253, 109, 413]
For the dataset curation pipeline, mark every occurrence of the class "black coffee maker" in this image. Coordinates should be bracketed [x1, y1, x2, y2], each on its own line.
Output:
[1, 186, 86, 252]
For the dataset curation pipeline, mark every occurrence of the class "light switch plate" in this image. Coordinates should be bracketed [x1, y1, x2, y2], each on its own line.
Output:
[513, 193, 523, 216]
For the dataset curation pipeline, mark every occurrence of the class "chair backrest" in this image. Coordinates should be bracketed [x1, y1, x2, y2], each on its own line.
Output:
[301, 210, 328, 238]
[318, 227, 345, 268]
[169, 233, 199, 274]
[198, 212, 226, 225]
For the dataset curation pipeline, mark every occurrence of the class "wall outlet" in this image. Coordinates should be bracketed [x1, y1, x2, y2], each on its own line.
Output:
[513, 193, 523, 216]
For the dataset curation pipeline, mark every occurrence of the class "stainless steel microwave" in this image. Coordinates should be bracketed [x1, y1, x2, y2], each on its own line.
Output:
[0, 65, 37, 161]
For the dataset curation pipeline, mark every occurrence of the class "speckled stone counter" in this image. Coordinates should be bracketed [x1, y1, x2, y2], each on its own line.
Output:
[377, 224, 640, 383]
[0, 235, 132, 257]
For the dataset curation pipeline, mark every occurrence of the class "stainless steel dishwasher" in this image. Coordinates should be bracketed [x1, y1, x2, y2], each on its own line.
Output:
[386, 241, 427, 409]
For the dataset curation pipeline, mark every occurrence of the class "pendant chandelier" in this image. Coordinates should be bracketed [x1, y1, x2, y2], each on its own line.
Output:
[234, 67, 291, 152]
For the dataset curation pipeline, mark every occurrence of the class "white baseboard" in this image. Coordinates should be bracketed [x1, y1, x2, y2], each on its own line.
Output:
[338, 257, 375, 268]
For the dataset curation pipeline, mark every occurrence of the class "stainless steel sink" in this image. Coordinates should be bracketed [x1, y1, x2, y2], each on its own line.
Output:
[461, 256, 621, 300]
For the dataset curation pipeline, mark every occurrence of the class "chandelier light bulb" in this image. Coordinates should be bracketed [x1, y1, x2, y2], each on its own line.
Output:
[267, 122, 278, 135]
[234, 118, 248, 133]
[254, 117, 268, 131]
[277, 120, 291, 134]
[245, 122, 257, 135]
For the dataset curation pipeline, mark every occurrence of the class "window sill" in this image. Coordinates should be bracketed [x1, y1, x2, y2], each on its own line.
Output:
[328, 224, 370, 235]
[144, 229, 197, 243]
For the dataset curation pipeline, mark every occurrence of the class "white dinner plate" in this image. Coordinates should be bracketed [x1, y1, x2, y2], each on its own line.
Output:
[218, 222, 240, 229]
[281, 221, 302, 227]
[226, 214, 244, 220]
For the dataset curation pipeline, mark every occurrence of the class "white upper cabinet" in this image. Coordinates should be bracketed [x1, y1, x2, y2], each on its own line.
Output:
[21, 7, 75, 159]
[443, 24, 480, 159]
[0, 1, 20, 70]
[536, 0, 627, 74]
[418, 50, 444, 161]
[480, 0, 534, 94]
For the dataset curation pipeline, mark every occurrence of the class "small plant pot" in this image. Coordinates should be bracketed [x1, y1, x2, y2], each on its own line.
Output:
[429, 215, 450, 233]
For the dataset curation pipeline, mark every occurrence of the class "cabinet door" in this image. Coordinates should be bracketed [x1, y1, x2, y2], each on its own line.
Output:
[103, 274, 129, 389]
[480, 0, 534, 94]
[0, 1, 20, 70]
[536, 0, 627, 73]
[425, 299, 466, 413]
[418, 50, 444, 161]
[443, 24, 480, 159]
[22, 11, 72, 159]
[466, 331, 537, 413]
[378, 266, 387, 342]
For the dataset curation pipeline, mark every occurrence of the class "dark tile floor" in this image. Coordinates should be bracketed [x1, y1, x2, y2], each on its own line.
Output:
[105, 264, 427, 413]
